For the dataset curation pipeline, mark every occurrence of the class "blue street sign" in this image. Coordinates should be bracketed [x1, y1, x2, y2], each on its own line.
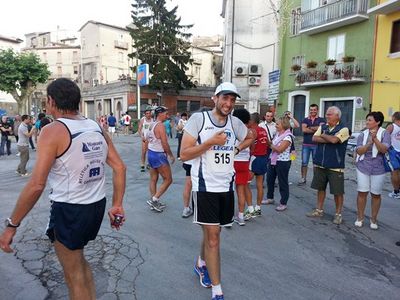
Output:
[138, 64, 149, 87]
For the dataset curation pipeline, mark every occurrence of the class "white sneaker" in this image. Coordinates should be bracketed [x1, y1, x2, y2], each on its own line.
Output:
[182, 207, 193, 218]
[354, 219, 364, 228]
[370, 221, 378, 230]
[388, 192, 400, 199]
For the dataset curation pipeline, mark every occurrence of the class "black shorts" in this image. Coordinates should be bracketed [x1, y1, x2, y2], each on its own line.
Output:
[46, 198, 106, 250]
[193, 191, 234, 226]
[182, 163, 191, 176]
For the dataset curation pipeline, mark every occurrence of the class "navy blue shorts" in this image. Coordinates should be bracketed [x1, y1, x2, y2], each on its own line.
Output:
[183, 163, 191, 176]
[250, 155, 268, 175]
[46, 198, 106, 250]
[148, 149, 169, 169]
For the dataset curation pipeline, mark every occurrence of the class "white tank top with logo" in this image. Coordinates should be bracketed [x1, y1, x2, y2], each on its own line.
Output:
[48, 118, 108, 204]
[142, 117, 153, 138]
[234, 140, 250, 162]
[391, 123, 400, 151]
[147, 121, 164, 152]
[191, 112, 236, 193]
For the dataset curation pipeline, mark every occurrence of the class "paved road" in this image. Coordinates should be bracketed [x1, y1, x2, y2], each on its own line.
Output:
[1, 135, 400, 300]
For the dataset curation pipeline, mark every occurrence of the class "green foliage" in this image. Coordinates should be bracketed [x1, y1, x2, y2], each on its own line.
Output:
[129, 0, 194, 92]
[0, 49, 50, 113]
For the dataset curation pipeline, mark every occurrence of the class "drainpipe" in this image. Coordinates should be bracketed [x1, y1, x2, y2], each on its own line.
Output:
[230, 0, 235, 82]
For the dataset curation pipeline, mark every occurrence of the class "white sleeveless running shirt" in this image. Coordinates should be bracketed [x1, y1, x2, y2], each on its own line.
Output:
[391, 123, 400, 151]
[48, 118, 108, 204]
[141, 117, 153, 138]
[191, 112, 236, 192]
[147, 121, 164, 152]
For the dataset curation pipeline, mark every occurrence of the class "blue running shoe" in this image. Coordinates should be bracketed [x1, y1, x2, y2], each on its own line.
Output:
[194, 262, 211, 288]
[212, 295, 224, 300]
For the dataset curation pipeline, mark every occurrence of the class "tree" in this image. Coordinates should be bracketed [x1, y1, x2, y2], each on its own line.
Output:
[0, 49, 50, 114]
[129, 0, 195, 95]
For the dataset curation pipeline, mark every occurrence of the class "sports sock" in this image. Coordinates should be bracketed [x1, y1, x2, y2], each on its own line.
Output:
[212, 284, 223, 297]
[152, 196, 159, 202]
[238, 212, 244, 219]
[198, 256, 206, 267]
[247, 205, 254, 213]
[255, 205, 261, 210]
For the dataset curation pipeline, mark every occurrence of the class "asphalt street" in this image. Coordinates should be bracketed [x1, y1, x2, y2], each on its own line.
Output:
[0, 134, 400, 300]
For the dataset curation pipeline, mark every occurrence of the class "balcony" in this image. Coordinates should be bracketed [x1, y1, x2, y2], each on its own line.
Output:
[114, 40, 129, 50]
[295, 59, 367, 87]
[300, 0, 370, 35]
[367, 0, 400, 15]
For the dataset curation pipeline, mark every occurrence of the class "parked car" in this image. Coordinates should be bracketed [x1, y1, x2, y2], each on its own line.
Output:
[347, 131, 361, 152]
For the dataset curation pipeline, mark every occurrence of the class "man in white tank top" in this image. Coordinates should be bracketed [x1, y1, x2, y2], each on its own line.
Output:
[180, 82, 253, 300]
[0, 78, 126, 299]
[387, 111, 400, 199]
[138, 108, 153, 172]
[146, 106, 175, 212]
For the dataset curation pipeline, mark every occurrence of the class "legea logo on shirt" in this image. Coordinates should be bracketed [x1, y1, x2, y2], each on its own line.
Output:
[205, 126, 214, 130]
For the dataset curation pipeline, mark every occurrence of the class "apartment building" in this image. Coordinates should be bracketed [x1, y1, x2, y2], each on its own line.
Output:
[368, 0, 400, 120]
[221, 0, 280, 113]
[279, 0, 375, 134]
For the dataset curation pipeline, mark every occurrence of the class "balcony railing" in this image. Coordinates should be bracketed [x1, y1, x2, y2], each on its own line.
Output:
[295, 59, 367, 87]
[300, 0, 370, 34]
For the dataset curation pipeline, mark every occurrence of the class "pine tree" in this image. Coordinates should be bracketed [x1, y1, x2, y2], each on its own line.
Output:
[129, 0, 194, 94]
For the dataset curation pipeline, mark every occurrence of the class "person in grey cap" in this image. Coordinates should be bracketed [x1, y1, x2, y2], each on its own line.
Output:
[181, 82, 253, 300]
[146, 106, 175, 212]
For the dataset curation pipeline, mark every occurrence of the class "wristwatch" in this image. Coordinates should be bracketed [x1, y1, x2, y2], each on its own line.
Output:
[4, 218, 20, 228]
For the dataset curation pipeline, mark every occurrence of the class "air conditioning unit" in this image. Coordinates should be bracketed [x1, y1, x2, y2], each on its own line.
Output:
[234, 63, 248, 76]
[249, 64, 262, 76]
[248, 76, 261, 86]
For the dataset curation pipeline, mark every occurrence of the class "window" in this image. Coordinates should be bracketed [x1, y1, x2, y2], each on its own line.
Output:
[390, 20, 400, 54]
[118, 52, 124, 62]
[291, 55, 305, 68]
[177, 100, 188, 112]
[43, 52, 47, 62]
[189, 101, 200, 112]
[72, 51, 78, 62]
[290, 8, 301, 35]
[301, 0, 319, 12]
[73, 66, 78, 75]
[57, 51, 62, 63]
[327, 34, 345, 60]
[57, 66, 62, 76]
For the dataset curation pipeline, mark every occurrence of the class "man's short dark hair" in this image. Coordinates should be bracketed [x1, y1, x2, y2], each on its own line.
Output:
[393, 111, 400, 121]
[367, 111, 384, 127]
[310, 104, 319, 109]
[250, 112, 260, 124]
[38, 113, 46, 120]
[47, 78, 81, 111]
[21, 115, 29, 121]
[181, 112, 188, 117]
[233, 108, 250, 125]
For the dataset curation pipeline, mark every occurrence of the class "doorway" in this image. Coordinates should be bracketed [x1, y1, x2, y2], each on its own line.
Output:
[292, 95, 306, 136]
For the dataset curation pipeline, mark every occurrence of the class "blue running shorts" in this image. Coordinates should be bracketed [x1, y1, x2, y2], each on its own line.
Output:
[148, 149, 169, 169]
[46, 198, 106, 250]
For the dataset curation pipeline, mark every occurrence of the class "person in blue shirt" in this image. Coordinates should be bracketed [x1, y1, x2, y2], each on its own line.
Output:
[107, 112, 117, 139]
[298, 104, 325, 185]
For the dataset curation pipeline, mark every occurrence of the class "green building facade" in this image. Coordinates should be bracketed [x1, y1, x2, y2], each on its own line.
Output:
[278, 0, 376, 135]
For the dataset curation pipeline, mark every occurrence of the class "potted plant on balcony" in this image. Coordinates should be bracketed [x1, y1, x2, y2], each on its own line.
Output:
[324, 59, 336, 66]
[306, 60, 318, 69]
[291, 64, 301, 72]
[342, 55, 355, 63]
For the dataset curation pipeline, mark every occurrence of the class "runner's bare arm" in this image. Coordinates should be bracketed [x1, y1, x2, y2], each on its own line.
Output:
[0, 122, 64, 252]
[156, 123, 174, 158]
[138, 118, 144, 138]
[103, 129, 126, 225]
[238, 128, 255, 153]
[180, 130, 227, 161]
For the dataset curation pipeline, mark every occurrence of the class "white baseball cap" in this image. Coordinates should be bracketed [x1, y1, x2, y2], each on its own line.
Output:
[214, 82, 241, 98]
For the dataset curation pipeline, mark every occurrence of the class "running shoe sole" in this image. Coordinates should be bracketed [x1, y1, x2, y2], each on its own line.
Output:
[194, 265, 211, 288]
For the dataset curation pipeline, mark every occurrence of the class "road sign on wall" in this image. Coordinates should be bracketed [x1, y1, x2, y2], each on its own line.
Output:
[268, 70, 280, 104]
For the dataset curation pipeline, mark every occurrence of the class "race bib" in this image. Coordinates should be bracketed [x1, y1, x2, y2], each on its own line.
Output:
[206, 149, 234, 173]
